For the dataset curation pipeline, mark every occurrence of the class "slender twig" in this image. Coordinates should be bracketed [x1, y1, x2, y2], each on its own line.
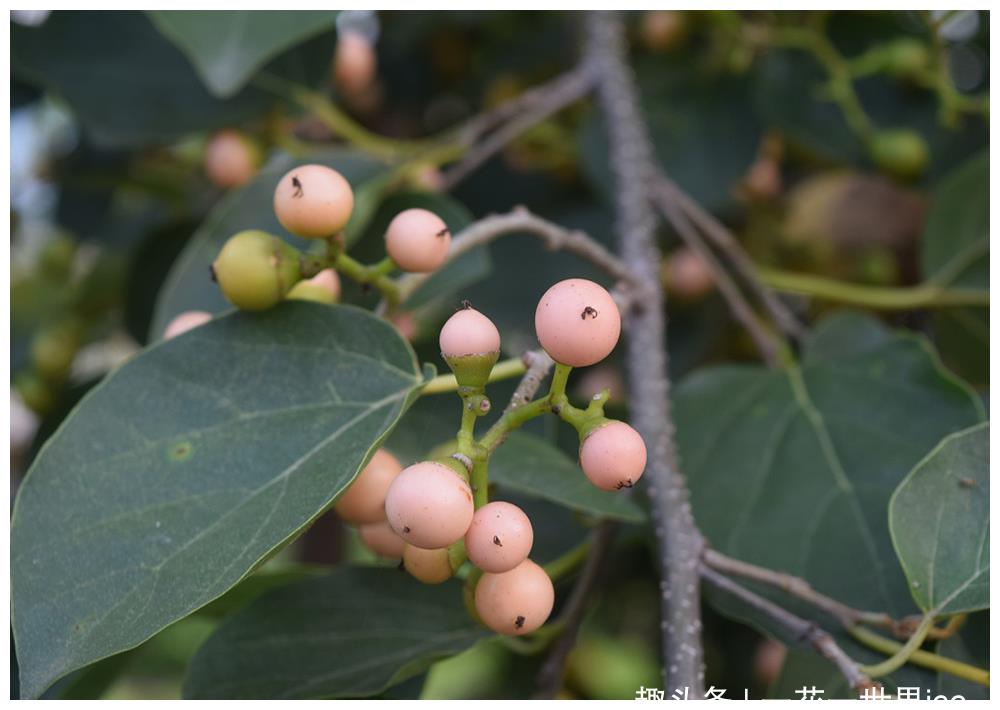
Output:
[535, 521, 618, 698]
[650, 184, 783, 367]
[703, 549, 965, 642]
[652, 173, 805, 341]
[440, 66, 596, 190]
[586, 11, 706, 694]
[394, 206, 635, 304]
[700, 565, 875, 693]
[703, 549, 893, 630]
[451, 64, 594, 152]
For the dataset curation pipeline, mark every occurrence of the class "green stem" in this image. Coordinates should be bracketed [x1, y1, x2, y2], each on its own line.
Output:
[421, 357, 527, 396]
[478, 396, 554, 454]
[857, 613, 934, 678]
[757, 267, 989, 310]
[549, 362, 573, 402]
[769, 27, 873, 140]
[470, 454, 490, 509]
[542, 541, 591, 582]
[457, 399, 479, 456]
[333, 252, 402, 305]
[850, 622, 989, 686]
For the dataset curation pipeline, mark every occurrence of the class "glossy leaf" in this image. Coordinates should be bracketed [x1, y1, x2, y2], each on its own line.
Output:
[149, 11, 338, 97]
[921, 152, 989, 385]
[11, 303, 424, 698]
[183, 567, 489, 699]
[11, 11, 332, 147]
[677, 312, 983, 624]
[889, 422, 989, 616]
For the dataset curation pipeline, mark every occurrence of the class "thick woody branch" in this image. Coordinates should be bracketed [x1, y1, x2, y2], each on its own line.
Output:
[394, 206, 635, 305]
[586, 11, 706, 694]
[700, 565, 875, 694]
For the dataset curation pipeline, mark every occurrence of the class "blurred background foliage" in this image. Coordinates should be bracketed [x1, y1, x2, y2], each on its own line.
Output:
[10, 10, 989, 700]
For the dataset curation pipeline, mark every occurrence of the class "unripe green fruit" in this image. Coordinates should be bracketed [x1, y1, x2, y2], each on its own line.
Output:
[31, 321, 82, 382]
[15, 371, 57, 415]
[287, 268, 342, 304]
[870, 129, 929, 180]
[212, 230, 303, 311]
[884, 38, 929, 78]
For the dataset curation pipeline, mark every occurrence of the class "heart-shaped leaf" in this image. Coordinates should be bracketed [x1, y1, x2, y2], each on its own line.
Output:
[149, 11, 339, 98]
[11, 11, 332, 147]
[11, 303, 424, 698]
[183, 566, 488, 699]
[677, 312, 984, 621]
[889, 422, 989, 616]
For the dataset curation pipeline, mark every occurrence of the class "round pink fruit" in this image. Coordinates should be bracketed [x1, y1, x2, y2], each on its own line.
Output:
[384, 208, 451, 273]
[274, 164, 354, 239]
[465, 501, 534, 573]
[439, 307, 500, 358]
[384, 461, 474, 549]
[579, 421, 647, 491]
[534, 278, 621, 367]
[474, 559, 554, 636]
[358, 520, 405, 558]
[334, 449, 403, 524]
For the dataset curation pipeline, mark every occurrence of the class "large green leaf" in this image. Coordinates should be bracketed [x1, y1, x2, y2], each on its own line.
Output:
[183, 567, 489, 699]
[149, 11, 339, 98]
[11, 11, 332, 147]
[149, 149, 385, 337]
[677, 312, 983, 623]
[11, 303, 424, 698]
[920, 153, 989, 386]
[889, 422, 989, 616]
[491, 432, 645, 523]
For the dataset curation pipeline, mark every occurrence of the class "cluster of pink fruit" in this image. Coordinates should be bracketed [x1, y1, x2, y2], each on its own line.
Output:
[335, 278, 646, 636]
[162, 163, 451, 339]
[167, 162, 648, 638]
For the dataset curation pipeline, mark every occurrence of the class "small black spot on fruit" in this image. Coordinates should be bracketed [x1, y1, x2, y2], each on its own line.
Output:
[514, 615, 525, 629]
[493, 535, 502, 546]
